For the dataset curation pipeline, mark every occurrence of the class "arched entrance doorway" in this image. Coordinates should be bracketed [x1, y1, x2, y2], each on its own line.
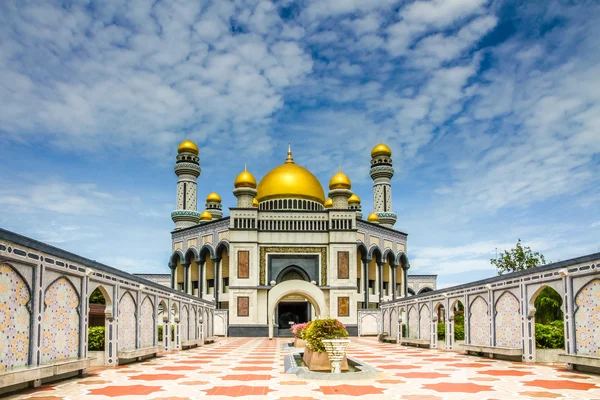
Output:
[268, 280, 328, 339]
[274, 266, 313, 336]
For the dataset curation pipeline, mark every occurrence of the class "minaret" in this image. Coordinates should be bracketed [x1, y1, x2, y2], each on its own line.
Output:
[349, 193, 362, 219]
[328, 167, 352, 209]
[370, 143, 397, 227]
[205, 192, 223, 219]
[233, 165, 257, 208]
[171, 139, 201, 230]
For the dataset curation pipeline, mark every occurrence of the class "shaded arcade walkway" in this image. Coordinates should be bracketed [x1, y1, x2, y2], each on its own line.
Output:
[9, 337, 600, 400]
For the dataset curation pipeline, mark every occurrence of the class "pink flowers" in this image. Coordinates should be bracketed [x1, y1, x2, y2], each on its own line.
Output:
[291, 322, 309, 338]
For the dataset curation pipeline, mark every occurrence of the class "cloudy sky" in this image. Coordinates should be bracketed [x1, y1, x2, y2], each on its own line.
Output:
[1, 0, 599, 288]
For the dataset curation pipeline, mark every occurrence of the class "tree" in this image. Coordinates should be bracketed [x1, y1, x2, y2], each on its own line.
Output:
[490, 239, 547, 276]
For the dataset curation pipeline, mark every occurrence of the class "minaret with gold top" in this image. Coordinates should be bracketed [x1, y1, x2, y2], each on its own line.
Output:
[370, 143, 397, 227]
[171, 139, 201, 230]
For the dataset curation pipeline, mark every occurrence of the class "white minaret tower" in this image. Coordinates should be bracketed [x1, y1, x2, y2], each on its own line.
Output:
[370, 143, 397, 227]
[171, 139, 201, 230]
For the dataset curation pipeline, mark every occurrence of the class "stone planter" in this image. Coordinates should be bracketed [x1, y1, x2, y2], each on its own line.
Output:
[294, 338, 306, 348]
[303, 347, 349, 372]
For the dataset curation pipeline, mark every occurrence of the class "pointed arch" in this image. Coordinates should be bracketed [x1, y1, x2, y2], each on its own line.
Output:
[42, 277, 80, 363]
[573, 278, 600, 356]
[184, 247, 199, 264]
[356, 241, 368, 258]
[469, 295, 489, 346]
[118, 291, 137, 351]
[396, 252, 409, 270]
[140, 296, 154, 347]
[216, 240, 230, 257]
[368, 245, 382, 263]
[199, 243, 216, 260]
[494, 291, 521, 348]
[0, 263, 31, 370]
[169, 249, 185, 268]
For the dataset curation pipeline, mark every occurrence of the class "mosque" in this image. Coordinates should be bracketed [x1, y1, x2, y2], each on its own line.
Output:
[166, 139, 436, 337]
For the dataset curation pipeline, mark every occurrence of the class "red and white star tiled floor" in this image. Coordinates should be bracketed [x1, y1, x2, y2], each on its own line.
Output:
[8, 337, 600, 399]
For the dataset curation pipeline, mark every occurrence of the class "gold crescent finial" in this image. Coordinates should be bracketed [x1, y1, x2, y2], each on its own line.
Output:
[285, 143, 294, 164]
[244, 164, 247, 171]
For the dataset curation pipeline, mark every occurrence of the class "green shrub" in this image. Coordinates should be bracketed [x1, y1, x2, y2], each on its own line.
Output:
[89, 288, 106, 304]
[304, 318, 348, 353]
[535, 321, 564, 349]
[157, 325, 176, 342]
[88, 326, 105, 351]
[437, 323, 445, 340]
[454, 323, 465, 340]
[402, 323, 407, 338]
[454, 314, 464, 325]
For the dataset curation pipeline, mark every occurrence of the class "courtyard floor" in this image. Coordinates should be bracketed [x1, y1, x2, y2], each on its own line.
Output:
[8, 337, 600, 400]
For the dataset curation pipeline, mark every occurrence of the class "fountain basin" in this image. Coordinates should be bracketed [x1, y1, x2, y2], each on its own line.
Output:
[283, 351, 378, 380]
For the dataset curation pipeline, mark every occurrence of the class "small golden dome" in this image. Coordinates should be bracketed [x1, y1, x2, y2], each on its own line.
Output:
[253, 198, 259, 207]
[348, 193, 361, 204]
[178, 138, 199, 155]
[256, 145, 326, 204]
[371, 143, 392, 158]
[367, 212, 379, 222]
[324, 198, 333, 208]
[206, 192, 221, 203]
[199, 210, 212, 221]
[328, 167, 352, 190]
[234, 165, 257, 189]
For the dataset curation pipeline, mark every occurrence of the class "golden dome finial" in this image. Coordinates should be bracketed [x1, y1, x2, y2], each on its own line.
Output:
[206, 192, 221, 203]
[348, 193, 361, 204]
[324, 198, 333, 208]
[178, 138, 199, 155]
[234, 165, 257, 189]
[253, 197, 259, 207]
[200, 210, 213, 221]
[367, 212, 379, 223]
[329, 167, 352, 190]
[285, 143, 294, 164]
[371, 142, 392, 158]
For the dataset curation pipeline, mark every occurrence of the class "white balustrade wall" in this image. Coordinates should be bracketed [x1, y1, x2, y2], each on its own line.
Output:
[0, 229, 215, 392]
[378, 253, 600, 368]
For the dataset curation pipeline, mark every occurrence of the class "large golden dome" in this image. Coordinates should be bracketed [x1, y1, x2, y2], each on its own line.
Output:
[371, 143, 392, 158]
[328, 168, 352, 190]
[234, 166, 257, 189]
[256, 145, 326, 204]
[178, 139, 199, 155]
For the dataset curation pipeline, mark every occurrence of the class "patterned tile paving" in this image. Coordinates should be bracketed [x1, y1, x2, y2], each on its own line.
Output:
[5, 337, 600, 399]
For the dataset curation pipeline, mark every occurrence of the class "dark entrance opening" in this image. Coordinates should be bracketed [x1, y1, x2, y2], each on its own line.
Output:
[276, 301, 310, 337]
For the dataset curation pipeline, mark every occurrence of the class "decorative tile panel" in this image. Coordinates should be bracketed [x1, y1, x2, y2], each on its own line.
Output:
[469, 296, 490, 346]
[118, 292, 136, 352]
[384, 240, 393, 250]
[238, 251, 249, 279]
[42, 277, 79, 364]
[574, 279, 600, 356]
[356, 232, 365, 243]
[338, 297, 349, 317]
[408, 306, 418, 339]
[419, 304, 431, 340]
[181, 305, 189, 342]
[337, 251, 349, 279]
[140, 296, 154, 348]
[218, 230, 230, 242]
[495, 292, 521, 348]
[0, 264, 30, 371]
[202, 234, 212, 245]
[189, 306, 197, 340]
[237, 297, 249, 317]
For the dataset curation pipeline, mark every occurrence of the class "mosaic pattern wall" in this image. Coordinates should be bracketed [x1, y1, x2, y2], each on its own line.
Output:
[495, 292, 521, 348]
[118, 292, 136, 352]
[189, 306, 197, 340]
[408, 306, 418, 339]
[419, 304, 431, 340]
[574, 279, 600, 356]
[469, 296, 490, 346]
[41, 277, 79, 364]
[140, 297, 154, 348]
[0, 264, 31, 371]
[181, 305, 189, 342]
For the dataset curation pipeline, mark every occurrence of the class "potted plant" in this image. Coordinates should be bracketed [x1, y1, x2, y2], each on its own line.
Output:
[291, 322, 309, 348]
[303, 318, 350, 372]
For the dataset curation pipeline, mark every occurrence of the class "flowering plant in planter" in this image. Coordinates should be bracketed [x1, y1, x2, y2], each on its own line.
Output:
[304, 318, 348, 353]
[291, 322, 310, 339]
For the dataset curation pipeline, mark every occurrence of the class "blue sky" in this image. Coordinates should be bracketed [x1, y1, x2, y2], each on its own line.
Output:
[1, 0, 599, 288]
